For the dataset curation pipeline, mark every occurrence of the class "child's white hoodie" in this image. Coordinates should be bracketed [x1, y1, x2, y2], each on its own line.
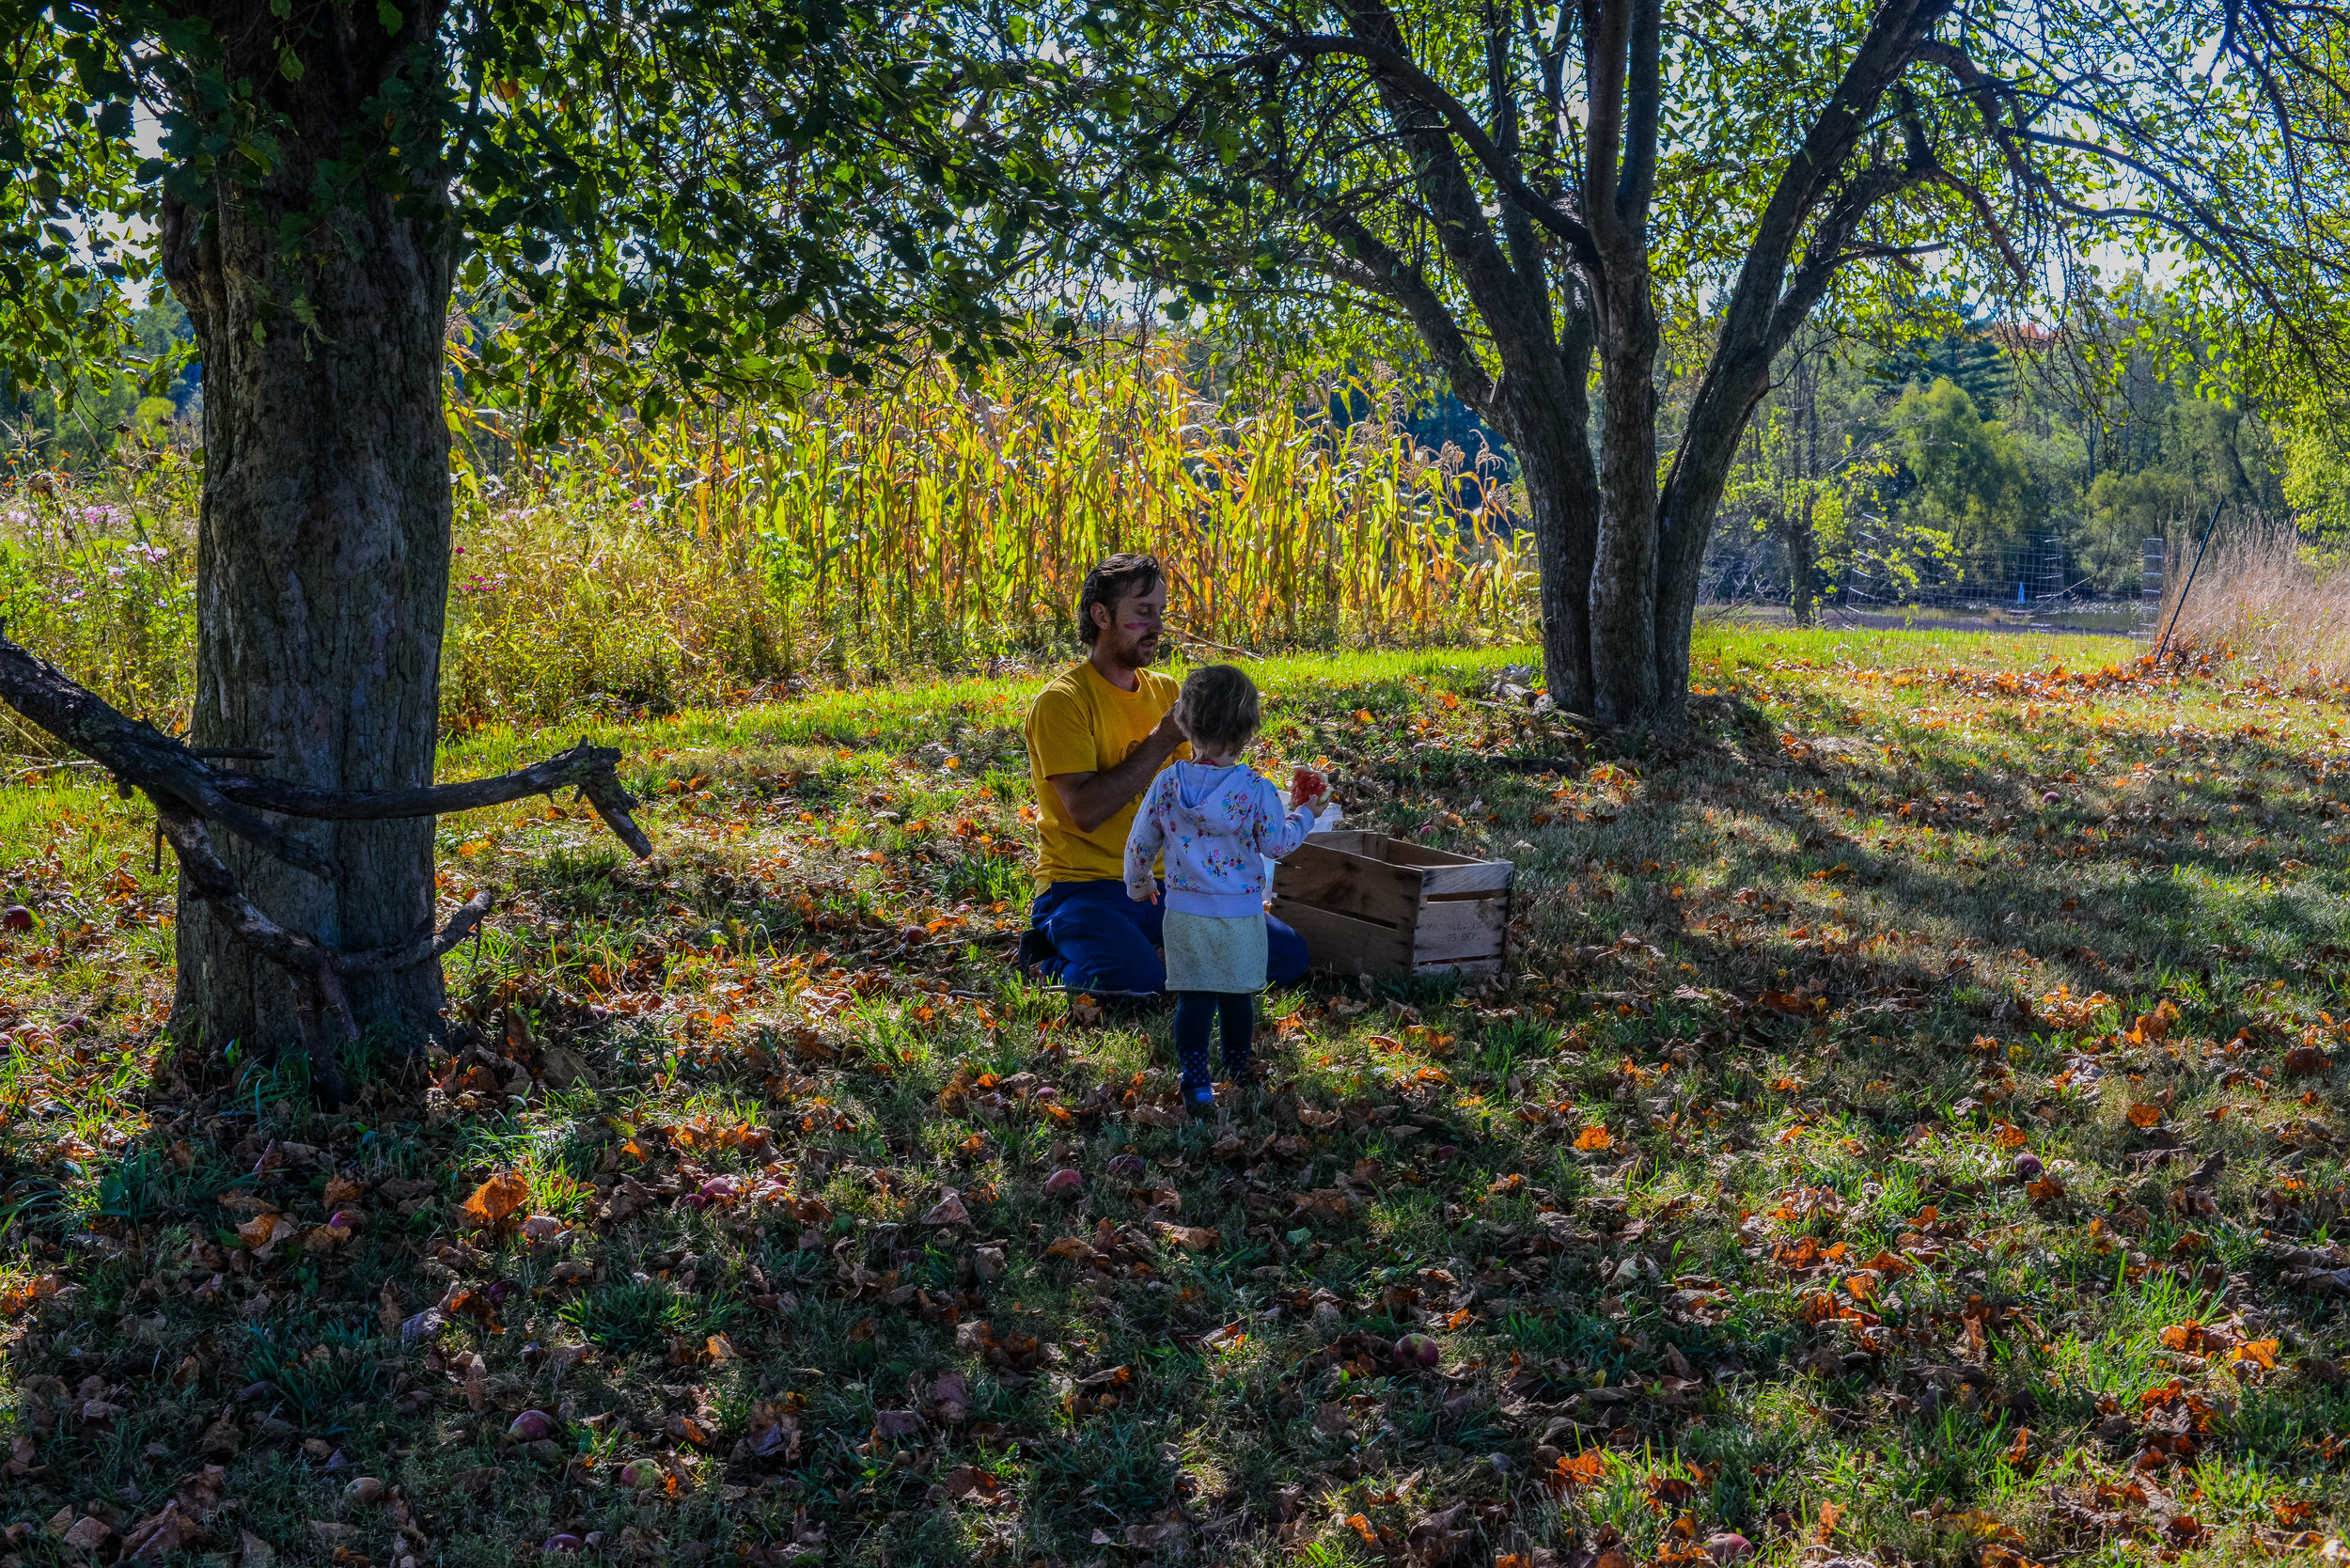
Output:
[1122, 760, 1319, 916]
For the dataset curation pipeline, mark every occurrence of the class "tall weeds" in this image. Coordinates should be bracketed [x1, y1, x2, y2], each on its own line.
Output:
[2159, 523, 2350, 680]
[1, 344, 1532, 745]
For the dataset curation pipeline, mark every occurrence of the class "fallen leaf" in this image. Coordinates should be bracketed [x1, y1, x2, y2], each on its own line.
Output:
[919, 1191, 972, 1227]
[461, 1170, 530, 1231]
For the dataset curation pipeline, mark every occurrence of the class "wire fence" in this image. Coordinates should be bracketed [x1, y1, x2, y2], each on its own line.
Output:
[1819, 530, 2165, 631]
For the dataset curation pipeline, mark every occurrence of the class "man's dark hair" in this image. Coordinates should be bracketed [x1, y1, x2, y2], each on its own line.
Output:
[1076, 553, 1164, 645]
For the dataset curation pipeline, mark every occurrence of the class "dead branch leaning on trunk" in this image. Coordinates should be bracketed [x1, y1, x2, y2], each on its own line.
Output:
[0, 629, 654, 1102]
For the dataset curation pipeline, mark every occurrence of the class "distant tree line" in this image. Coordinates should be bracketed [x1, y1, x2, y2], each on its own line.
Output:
[1699, 286, 2290, 619]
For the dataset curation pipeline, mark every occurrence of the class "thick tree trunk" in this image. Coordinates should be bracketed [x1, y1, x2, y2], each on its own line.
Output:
[1489, 297, 1600, 720]
[1586, 288, 1663, 725]
[158, 56, 454, 1058]
[1515, 422, 1600, 718]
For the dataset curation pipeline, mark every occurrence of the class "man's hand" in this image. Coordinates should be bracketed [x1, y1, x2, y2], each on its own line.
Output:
[1048, 713, 1187, 834]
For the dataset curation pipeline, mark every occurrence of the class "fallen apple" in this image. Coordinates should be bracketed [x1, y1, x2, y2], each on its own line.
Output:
[509, 1409, 557, 1442]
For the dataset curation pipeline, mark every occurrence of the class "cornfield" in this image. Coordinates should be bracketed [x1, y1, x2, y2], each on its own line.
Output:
[4, 342, 1538, 739]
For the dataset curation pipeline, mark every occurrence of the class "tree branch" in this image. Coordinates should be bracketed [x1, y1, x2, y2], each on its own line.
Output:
[0, 628, 655, 1103]
[0, 635, 336, 881]
[212, 740, 653, 855]
[1256, 32, 1599, 268]
[1310, 208, 1499, 412]
[1616, 0, 1661, 227]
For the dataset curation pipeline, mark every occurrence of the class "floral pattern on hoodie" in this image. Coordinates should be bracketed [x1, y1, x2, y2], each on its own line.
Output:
[1123, 761, 1315, 917]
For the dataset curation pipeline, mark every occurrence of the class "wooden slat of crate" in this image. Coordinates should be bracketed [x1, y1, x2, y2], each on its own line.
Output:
[1274, 831, 1511, 978]
[1273, 839, 1421, 928]
[1411, 897, 1506, 964]
[1375, 840, 1516, 896]
[1271, 899, 1413, 976]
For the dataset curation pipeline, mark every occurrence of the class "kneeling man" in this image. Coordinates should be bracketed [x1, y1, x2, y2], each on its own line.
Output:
[1019, 553, 1308, 995]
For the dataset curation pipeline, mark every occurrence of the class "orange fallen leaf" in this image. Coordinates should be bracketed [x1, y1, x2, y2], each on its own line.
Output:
[2126, 1103, 2163, 1129]
[1574, 1124, 1615, 1152]
[1549, 1450, 1605, 1491]
[462, 1170, 530, 1231]
[2232, 1338, 2280, 1370]
[235, 1214, 300, 1254]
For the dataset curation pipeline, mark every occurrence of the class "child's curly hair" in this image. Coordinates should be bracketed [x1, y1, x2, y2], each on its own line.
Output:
[1177, 664, 1261, 756]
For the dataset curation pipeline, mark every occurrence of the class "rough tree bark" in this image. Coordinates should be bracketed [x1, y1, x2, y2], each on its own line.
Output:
[154, 0, 457, 1055]
[0, 632, 650, 1100]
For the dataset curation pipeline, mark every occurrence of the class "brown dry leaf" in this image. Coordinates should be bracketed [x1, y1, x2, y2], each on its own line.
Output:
[0, 1273, 63, 1317]
[461, 1170, 530, 1231]
[939, 1465, 1000, 1502]
[121, 1501, 196, 1562]
[540, 1044, 595, 1089]
[1154, 1222, 1218, 1250]
[1816, 1501, 1842, 1542]
[871, 1410, 924, 1441]
[321, 1175, 368, 1209]
[2232, 1338, 2280, 1370]
[377, 1280, 402, 1338]
[235, 1214, 299, 1256]
[2126, 1104, 2164, 1129]
[1574, 1123, 1616, 1152]
[918, 1192, 972, 1227]
[61, 1516, 115, 1552]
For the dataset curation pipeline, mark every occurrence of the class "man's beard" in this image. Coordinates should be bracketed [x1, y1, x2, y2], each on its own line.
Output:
[1109, 633, 1159, 669]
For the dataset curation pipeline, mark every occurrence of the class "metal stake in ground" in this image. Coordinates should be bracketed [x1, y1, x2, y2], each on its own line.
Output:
[2156, 497, 2230, 662]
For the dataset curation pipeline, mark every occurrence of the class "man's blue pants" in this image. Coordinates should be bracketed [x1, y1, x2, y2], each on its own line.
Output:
[1027, 880, 1308, 996]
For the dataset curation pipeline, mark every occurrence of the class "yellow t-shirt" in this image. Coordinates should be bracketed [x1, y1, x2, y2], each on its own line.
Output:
[1026, 661, 1186, 887]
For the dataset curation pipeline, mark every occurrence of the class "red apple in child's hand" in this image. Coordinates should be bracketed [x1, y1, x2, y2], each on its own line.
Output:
[1290, 767, 1325, 808]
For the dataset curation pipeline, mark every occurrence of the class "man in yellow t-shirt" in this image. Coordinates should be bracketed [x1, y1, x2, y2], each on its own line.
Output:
[1019, 553, 1308, 995]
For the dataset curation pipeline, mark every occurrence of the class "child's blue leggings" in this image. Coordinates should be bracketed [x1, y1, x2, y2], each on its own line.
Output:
[1174, 992, 1255, 1090]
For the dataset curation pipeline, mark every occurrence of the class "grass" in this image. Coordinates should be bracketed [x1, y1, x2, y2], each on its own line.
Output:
[3, 624, 2350, 1566]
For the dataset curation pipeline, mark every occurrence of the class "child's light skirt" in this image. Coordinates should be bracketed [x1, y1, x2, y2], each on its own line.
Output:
[1163, 910, 1267, 993]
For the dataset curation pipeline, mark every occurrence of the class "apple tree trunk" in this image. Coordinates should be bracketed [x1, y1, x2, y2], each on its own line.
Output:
[156, 33, 455, 1058]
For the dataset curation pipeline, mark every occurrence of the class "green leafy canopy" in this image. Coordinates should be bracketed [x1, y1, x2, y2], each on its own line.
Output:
[1, 0, 1077, 435]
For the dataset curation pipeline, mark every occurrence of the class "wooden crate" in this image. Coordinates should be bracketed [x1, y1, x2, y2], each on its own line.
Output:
[1271, 831, 1512, 980]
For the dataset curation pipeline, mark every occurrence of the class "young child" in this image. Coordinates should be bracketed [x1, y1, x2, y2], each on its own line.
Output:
[1123, 664, 1328, 1114]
